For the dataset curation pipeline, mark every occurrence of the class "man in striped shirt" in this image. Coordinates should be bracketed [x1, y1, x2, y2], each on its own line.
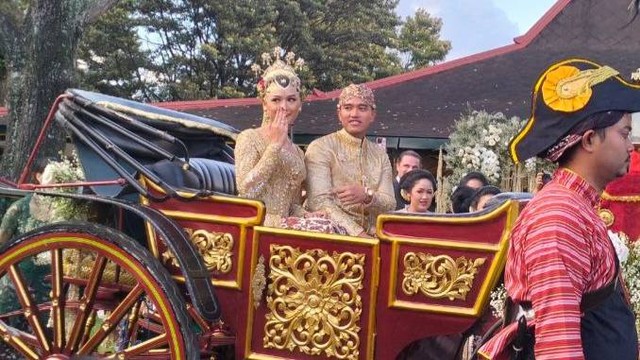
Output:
[480, 59, 640, 360]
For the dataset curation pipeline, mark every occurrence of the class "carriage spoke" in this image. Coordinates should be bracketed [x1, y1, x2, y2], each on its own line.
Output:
[0, 319, 40, 360]
[50, 248, 65, 351]
[108, 333, 168, 359]
[123, 299, 142, 349]
[65, 254, 107, 353]
[8, 264, 51, 355]
[77, 283, 144, 355]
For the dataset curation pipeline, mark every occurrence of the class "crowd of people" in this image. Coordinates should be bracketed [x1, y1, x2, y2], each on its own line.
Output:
[236, 54, 640, 359]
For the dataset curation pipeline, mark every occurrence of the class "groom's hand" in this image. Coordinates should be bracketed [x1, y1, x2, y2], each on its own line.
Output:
[333, 185, 366, 206]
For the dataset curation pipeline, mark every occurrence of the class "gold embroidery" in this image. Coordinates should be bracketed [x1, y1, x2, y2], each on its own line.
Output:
[542, 65, 618, 112]
[162, 228, 234, 274]
[402, 252, 486, 301]
[263, 244, 364, 360]
[235, 128, 306, 227]
[601, 191, 640, 202]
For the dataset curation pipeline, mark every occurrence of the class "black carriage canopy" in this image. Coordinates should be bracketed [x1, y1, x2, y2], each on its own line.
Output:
[56, 89, 238, 199]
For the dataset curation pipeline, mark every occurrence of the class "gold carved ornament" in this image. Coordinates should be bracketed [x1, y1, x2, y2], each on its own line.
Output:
[263, 244, 365, 360]
[402, 252, 486, 301]
[162, 228, 234, 274]
[252, 255, 267, 309]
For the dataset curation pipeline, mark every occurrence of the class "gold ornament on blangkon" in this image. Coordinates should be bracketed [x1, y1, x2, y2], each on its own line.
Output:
[402, 252, 486, 301]
[263, 244, 365, 360]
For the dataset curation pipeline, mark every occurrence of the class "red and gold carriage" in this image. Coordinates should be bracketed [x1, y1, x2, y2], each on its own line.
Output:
[0, 90, 527, 359]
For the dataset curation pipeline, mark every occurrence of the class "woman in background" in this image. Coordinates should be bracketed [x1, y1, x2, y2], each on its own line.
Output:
[397, 169, 437, 213]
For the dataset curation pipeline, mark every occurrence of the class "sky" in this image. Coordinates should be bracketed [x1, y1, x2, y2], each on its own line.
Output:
[397, 0, 558, 60]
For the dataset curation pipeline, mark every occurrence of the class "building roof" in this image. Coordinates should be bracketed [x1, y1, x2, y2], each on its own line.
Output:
[3, 0, 640, 146]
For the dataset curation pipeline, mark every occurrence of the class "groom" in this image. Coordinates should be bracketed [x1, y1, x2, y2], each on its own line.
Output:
[305, 83, 395, 237]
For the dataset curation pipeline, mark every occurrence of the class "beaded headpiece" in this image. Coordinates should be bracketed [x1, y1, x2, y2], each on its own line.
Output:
[338, 84, 376, 110]
[251, 47, 306, 99]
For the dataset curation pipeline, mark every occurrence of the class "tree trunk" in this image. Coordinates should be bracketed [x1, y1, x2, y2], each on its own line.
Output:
[0, 0, 117, 182]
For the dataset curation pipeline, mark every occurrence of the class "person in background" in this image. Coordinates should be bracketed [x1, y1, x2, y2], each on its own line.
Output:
[599, 116, 640, 241]
[532, 171, 552, 194]
[305, 83, 395, 237]
[396, 169, 436, 213]
[479, 59, 638, 360]
[393, 150, 422, 210]
[458, 171, 489, 189]
[469, 185, 502, 212]
[450, 185, 475, 213]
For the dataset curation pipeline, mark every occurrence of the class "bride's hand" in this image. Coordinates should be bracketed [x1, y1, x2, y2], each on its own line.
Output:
[264, 108, 288, 146]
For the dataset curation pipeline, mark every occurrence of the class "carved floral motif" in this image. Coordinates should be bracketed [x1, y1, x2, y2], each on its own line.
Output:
[162, 229, 234, 274]
[402, 252, 486, 301]
[263, 244, 365, 360]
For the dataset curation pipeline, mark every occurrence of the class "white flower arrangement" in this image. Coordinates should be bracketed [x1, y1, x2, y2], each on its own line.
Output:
[33, 152, 89, 224]
[444, 110, 555, 192]
[620, 232, 640, 334]
[489, 283, 507, 318]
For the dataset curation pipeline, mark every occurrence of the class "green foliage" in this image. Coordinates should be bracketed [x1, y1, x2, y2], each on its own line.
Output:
[279, 0, 404, 89]
[76, 0, 152, 100]
[134, 0, 279, 101]
[76, 0, 451, 101]
[399, 8, 451, 70]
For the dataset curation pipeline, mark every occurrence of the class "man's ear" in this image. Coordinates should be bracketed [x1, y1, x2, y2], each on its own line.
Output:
[580, 130, 598, 153]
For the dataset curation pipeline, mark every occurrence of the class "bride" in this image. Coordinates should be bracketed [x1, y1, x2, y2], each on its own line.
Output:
[235, 50, 343, 234]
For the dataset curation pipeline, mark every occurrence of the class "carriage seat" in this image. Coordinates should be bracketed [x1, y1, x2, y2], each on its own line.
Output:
[189, 158, 237, 195]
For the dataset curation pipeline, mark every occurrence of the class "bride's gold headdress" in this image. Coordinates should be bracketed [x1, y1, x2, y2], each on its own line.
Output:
[251, 47, 306, 99]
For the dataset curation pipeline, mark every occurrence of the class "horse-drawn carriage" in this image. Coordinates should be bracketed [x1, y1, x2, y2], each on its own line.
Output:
[0, 90, 526, 359]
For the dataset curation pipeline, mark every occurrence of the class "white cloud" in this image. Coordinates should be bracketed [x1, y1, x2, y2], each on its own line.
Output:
[398, 0, 520, 60]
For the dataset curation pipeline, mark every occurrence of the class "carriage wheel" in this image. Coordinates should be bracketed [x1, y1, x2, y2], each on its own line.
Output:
[0, 222, 198, 359]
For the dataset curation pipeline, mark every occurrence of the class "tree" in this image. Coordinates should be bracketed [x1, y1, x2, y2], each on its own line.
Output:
[134, 0, 279, 101]
[398, 8, 451, 70]
[75, 0, 450, 100]
[0, 0, 119, 181]
[76, 0, 153, 101]
[273, 0, 404, 90]
[0, 51, 6, 104]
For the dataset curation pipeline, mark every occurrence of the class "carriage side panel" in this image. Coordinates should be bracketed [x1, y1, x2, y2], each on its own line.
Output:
[374, 200, 519, 359]
[244, 227, 380, 360]
[140, 180, 264, 341]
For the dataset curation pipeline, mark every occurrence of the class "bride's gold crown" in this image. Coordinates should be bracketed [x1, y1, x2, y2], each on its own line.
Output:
[251, 47, 306, 98]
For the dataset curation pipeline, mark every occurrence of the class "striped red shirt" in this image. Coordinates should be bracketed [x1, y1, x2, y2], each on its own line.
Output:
[480, 168, 617, 360]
